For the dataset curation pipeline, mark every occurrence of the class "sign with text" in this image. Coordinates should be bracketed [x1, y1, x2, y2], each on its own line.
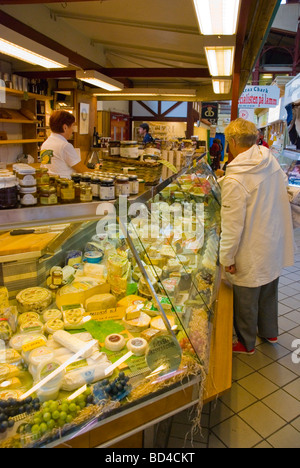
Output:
[201, 102, 218, 125]
[239, 85, 280, 109]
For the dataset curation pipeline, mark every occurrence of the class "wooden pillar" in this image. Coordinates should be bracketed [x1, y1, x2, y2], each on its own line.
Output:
[186, 101, 194, 138]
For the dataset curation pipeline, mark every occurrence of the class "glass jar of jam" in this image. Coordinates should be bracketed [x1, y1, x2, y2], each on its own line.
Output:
[138, 179, 145, 194]
[109, 141, 120, 157]
[100, 178, 115, 201]
[81, 174, 92, 186]
[91, 176, 100, 199]
[115, 176, 130, 197]
[19, 186, 38, 207]
[36, 168, 49, 186]
[0, 175, 18, 209]
[80, 185, 93, 203]
[39, 186, 58, 205]
[60, 179, 75, 204]
[18, 167, 36, 187]
[129, 175, 139, 195]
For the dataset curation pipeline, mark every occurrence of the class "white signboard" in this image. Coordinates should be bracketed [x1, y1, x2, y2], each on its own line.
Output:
[285, 73, 300, 105]
[239, 85, 280, 109]
[238, 108, 255, 122]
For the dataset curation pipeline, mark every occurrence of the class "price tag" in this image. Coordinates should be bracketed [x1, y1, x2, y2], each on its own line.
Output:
[86, 307, 126, 322]
[22, 338, 46, 353]
[160, 160, 177, 174]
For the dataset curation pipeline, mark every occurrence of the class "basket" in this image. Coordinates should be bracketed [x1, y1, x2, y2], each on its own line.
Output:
[101, 155, 163, 185]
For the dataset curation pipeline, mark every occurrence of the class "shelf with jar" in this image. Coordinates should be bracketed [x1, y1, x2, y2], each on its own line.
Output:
[0, 87, 52, 162]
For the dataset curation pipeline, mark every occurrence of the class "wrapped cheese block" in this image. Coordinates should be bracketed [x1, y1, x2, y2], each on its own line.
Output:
[56, 280, 110, 308]
[16, 287, 52, 314]
[85, 293, 116, 312]
[107, 255, 129, 277]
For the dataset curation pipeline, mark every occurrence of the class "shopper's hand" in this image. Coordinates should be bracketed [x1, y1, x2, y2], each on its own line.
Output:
[225, 265, 236, 274]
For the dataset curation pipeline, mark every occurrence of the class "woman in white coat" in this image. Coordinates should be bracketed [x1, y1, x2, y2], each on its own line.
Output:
[220, 118, 294, 355]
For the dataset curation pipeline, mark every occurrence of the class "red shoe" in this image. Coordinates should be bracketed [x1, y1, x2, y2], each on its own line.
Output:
[258, 336, 278, 344]
[266, 337, 278, 344]
[233, 341, 255, 355]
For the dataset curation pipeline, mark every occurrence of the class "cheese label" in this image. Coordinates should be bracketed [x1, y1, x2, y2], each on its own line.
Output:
[86, 307, 126, 322]
[22, 338, 47, 353]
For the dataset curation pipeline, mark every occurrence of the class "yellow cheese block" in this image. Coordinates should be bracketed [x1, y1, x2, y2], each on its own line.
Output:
[150, 315, 176, 331]
[85, 293, 117, 312]
[56, 281, 110, 308]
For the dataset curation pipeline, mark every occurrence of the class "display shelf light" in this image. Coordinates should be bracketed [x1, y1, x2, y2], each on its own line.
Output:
[212, 79, 232, 94]
[76, 70, 124, 92]
[0, 25, 68, 69]
[193, 0, 241, 35]
[204, 46, 235, 77]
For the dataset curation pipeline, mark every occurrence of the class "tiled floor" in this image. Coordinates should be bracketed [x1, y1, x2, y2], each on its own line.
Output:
[166, 228, 300, 448]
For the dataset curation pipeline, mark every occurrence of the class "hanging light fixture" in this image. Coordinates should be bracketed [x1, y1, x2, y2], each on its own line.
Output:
[212, 79, 232, 94]
[76, 70, 124, 92]
[193, 0, 241, 35]
[204, 46, 235, 76]
[0, 25, 69, 69]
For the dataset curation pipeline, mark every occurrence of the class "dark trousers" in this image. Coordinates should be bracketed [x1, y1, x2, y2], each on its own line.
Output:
[233, 278, 279, 351]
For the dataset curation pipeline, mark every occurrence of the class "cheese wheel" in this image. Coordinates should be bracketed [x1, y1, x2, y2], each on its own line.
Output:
[42, 309, 62, 323]
[127, 338, 148, 356]
[122, 312, 151, 332]
[104, 334, 126, 352]
[150, 315, 176, 331]
[28, 346, 54, 366]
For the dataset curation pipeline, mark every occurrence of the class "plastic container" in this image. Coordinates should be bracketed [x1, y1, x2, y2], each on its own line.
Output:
[115, 176, 130, 197]
[83, 250, 104, 264]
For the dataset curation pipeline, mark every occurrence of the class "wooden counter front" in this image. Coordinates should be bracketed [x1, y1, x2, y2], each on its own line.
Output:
[55, 279, 233, 449]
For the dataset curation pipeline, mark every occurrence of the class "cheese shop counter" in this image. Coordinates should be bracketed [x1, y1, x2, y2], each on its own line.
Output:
[0, 159, 233, 449]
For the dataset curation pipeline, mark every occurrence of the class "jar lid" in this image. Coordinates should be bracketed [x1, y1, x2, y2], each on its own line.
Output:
[0, 175, 17, 189]
[19, 186, 37, 193]
[116, 176, 129, 182]
[18, 167, 36, 174]
[101, 178, 114, 183]
[129, 175, 138, 180]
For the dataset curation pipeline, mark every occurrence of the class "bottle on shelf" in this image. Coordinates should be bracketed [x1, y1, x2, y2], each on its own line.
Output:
[92, 127, 98, 148]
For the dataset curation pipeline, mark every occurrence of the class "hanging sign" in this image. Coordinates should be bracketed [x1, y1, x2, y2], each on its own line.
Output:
[238, 85, 280, 109]
[201, 102, 218, 125]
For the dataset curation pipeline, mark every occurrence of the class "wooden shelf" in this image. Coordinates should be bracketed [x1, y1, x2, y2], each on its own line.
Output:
[0, 139, 44, 145]
[3, 87, 52, 101]
[0, 108, 38, 124]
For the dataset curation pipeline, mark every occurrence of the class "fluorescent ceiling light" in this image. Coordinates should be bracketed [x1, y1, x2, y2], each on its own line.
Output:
[204, 46, 235, 76]
[93, 88, 197, 98]
[0, 25, 68, 69]
[193, 0, 241, 35]
[76, 70, 124, 92]
[212, 79, 232, 94]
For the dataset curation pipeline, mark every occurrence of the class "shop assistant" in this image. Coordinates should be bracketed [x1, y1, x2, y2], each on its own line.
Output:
[40, 110, 91, 178]
[138, 123, 154, 144]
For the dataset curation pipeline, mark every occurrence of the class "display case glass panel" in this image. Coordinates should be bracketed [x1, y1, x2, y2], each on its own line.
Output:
[0, 160, 221, 448]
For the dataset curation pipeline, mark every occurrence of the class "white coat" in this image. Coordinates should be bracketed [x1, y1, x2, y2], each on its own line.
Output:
[219, 144, 294, 287]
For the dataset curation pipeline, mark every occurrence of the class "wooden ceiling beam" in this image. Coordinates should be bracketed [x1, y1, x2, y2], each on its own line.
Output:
[100, 68, 211, 79]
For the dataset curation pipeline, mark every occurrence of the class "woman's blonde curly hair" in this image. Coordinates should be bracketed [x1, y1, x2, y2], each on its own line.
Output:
[224, 118, 258, 148]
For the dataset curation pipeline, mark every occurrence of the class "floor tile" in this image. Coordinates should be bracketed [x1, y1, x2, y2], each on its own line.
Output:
[283, 273, 300, 282]
[279, 277, 296, 286]
[256, 342, 290, 360]
[263, 389, 300, 422]
[220, 382, 257, 413]
[211, 415, 262, 448]
[285, 310, 300, 324]
[286, 281, 300, 292]
[267, 424, 300, 448]
[207, 433, 226, 448]
[236, 349, 273, 370]
[283, 377, 300, 400]
[238, 372, 278, 399]
[254, 440, 273, 448]
[239, 401, 286, 438]
[209, 400, 234, 427]
[278, 332, 298, 350]
[232, 357, 255, 381]
[278, 353, 300, 376]
[289, 325, 300, 337]
[259, 362, 298, 387]
[278, 315, 299, 332]
[278, 286, 299, 297]
[291, 416, 300, 432]
[278, 303, 294, 315]
[280, 297, 300, 310]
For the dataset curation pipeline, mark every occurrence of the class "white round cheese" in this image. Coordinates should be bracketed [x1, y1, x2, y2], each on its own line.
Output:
[127, 337, 148, 356]
[104, 334, 126, 352]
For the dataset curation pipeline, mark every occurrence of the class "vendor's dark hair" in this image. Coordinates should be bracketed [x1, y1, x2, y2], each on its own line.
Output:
[140, 123, 150, 132]
[50, 110, 75, 133]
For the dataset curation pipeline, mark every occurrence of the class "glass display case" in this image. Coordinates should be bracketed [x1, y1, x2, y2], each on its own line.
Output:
[0, 159, 222, 448]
